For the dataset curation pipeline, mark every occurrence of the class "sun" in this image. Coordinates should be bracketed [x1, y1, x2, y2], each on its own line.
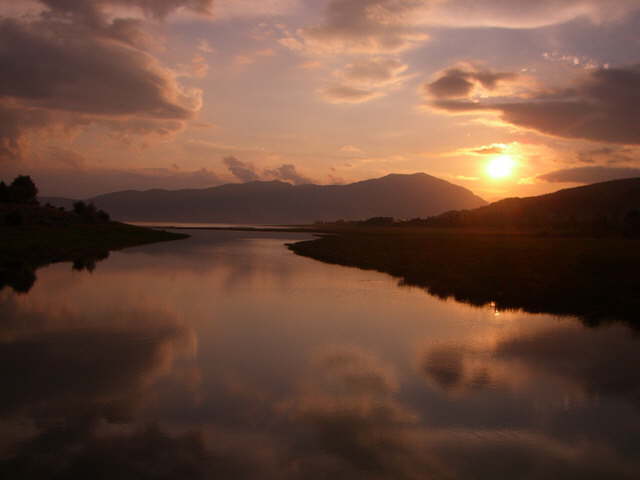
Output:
[486, 155, 516, 179]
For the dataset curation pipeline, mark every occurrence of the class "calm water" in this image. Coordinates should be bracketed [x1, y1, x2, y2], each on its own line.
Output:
[1, 229, 639, 479]
[129, 221, 296, 229]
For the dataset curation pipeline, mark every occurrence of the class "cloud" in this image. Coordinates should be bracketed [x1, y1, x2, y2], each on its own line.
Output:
[538, 166, 640, 184]
[426, 64, 640, 145]
[420, 0, 640, 29]
[0, 104, 54, 160]
[469, 144, 507, 155]
[281, 1, 639, 58]
[197, 39, 215, 53]
[37, 0, 214, 21]
[341, 57, 409, 86]
[420, 322, 640, 409]
[320, 85, 383, 104]
[494, 323, 640, 406]
[279, 343, 640, 479]
[280, 346, 441, 478]
[425, 64, 518, 99]
[0, 1, 210, 161]
[264, 163, 312, 185]
[0, 153, 223, 197]
[421, 345, 465, 390]
[340, 145, 364, 154]
[280, 0, 429, 55]
[223, 156, 260, 182]
[0, 292, 194, 419]
[576, 146, 639, 164]
[210, 0, 298, 19]
[232, 48, 276, 68]
[0, 424, 260, 480]
[319, 57, 411, 104]
[223, 156, 314, 185]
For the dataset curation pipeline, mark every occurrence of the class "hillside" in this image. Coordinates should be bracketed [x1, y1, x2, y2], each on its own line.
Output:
[424, 177, 640, 232]
[89, 173, 487, 223]
[39, 196, 77, 210]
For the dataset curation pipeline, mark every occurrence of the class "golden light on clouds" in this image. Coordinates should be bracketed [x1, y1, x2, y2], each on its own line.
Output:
[486, 155, 516, 180]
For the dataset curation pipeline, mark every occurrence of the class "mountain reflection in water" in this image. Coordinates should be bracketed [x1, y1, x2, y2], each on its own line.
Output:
[1, 230, 639, 479]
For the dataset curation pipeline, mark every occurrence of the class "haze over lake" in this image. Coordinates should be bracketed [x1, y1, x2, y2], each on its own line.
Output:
[2, 229, 639, 479]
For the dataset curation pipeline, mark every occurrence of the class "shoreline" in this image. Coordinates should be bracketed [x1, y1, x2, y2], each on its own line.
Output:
[284, 227, 640, 323]
[0, 222, 188, 293]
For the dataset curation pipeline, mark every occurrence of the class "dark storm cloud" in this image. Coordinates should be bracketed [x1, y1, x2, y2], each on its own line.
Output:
[0, 0, 210, 161]
[223, 156, 260, 182]
[538, 166, 640, 184]
[427, 64, 640, 145]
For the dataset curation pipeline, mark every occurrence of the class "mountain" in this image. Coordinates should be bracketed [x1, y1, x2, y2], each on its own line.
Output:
[426, 177, 640, 230]
[89, 173, 487, 224]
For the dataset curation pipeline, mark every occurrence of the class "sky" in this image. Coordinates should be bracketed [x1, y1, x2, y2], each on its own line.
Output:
[1, 0, 639, 200]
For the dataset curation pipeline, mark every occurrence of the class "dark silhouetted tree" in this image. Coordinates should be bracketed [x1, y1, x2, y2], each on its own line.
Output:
[73, 201, 110, 223]
[0, 181, 9, 202]
[9, 175, 38, 204]
[624, 209, 640, 236]
[4, 210, 23, 226]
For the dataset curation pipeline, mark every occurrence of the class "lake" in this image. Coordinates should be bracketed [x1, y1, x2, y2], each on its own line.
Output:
[1, 229, 639, 479]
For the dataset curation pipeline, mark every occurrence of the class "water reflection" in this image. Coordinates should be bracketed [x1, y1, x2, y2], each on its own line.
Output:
[1, 230, 639, 478]
[0, 250, 110, 294]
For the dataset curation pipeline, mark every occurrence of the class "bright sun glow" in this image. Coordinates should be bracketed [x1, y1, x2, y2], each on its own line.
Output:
[486, 155, 516, 179]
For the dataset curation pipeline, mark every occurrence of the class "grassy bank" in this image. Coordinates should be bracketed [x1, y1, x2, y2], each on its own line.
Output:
[1, 222, 188, 292]
[287, 227, 640, 322]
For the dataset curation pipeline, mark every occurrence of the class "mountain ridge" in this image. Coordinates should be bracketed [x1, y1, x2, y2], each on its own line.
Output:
[87, 173, 487, 223]
[426, 177, 640, 230]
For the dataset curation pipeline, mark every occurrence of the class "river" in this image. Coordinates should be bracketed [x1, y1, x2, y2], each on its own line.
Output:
[1, 229, 638, 479]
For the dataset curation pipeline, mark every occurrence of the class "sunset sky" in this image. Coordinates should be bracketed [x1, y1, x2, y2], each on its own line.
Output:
[1, 0, 640, 200]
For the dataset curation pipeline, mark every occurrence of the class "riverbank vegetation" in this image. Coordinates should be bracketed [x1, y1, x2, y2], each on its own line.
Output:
[288, 226, 640, 322]
[0, 176, 188, 293]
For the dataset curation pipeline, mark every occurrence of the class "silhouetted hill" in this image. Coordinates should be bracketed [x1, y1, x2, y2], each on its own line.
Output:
[425, 177, 640, 232]
[39, 196, 77, 210]
[89, 173, 487, 223]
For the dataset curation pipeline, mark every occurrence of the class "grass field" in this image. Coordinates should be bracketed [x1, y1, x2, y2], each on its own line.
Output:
[288, 227, 640, 323]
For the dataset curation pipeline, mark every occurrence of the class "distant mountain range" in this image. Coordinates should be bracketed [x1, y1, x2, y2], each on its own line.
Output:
[426, 177, 640, 230]
[43, 173, 487, 224]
